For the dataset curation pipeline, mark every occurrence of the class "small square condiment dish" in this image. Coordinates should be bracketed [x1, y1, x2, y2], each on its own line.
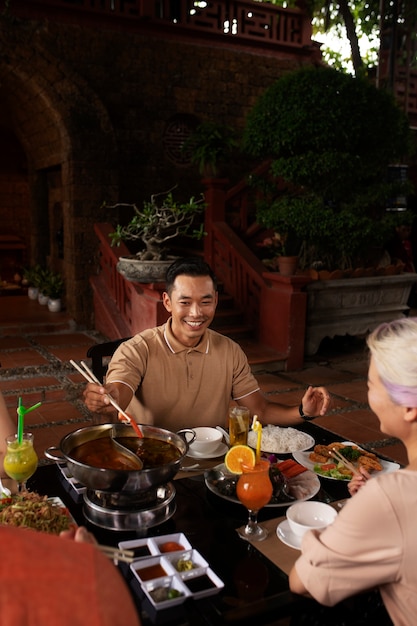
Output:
[163, 549, 209, 573]
[118, 537, 158, 560]
[152, 532, 192, 555]
[130, 555, 175, 584]
[141, 575, 191, 609]
[181, 567, 225, 599]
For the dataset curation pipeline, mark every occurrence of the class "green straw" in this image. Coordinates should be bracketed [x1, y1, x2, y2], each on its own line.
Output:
[17, 397, 23, 444]
[16, 399, 41, 445]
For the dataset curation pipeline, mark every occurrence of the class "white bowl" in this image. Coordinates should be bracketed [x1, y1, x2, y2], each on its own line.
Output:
[188, 427, 223, 455]
[286, 501, 337, 538]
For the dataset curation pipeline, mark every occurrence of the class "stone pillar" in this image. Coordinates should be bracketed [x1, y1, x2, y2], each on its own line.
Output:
[260, 272, 311, 370]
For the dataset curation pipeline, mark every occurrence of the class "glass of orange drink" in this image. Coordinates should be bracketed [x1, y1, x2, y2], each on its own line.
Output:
[4, 432, 38, 492]
[236, 459, 272, 541]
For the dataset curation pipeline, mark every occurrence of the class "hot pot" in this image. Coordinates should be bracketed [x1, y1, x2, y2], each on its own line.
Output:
[45, 423, 195, 494]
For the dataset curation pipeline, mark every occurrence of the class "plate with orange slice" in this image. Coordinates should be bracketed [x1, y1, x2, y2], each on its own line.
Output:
[204, 445, 320, 508]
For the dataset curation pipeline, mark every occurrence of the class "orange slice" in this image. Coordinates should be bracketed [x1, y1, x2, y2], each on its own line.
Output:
[224, 445, 256, 474]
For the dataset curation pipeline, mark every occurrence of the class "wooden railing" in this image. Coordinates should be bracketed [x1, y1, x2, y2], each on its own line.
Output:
[6, 0, 314, 55]
[210, 221, 265, 331]
[92, 173, 311, 369]
[91, 223, 169, 337]
[202, 174, 269, 332]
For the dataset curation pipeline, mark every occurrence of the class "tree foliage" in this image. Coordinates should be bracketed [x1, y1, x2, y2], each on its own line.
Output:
[243, 65, 413, 269]
[262, 0, 417, 76]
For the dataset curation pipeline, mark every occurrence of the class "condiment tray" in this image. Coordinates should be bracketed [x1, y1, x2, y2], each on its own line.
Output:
[125, 532, 224, 615]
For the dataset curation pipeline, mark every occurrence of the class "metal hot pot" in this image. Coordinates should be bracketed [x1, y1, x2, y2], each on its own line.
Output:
[45, 423, 195, 494]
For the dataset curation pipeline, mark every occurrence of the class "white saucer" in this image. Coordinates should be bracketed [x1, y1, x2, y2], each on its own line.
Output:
[187, 442, 229, 460]
[276, 519, 302, 550]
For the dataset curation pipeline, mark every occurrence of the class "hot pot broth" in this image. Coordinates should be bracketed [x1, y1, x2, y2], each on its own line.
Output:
[71, 436, 181, 471]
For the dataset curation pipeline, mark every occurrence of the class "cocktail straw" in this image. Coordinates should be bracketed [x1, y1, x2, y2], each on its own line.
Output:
[17, 397, 23, 444]
[16, 399, 42, 445]
[252, 415, 262, 464]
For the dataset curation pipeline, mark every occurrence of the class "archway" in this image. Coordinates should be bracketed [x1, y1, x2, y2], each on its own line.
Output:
[0, 25, 119, 325]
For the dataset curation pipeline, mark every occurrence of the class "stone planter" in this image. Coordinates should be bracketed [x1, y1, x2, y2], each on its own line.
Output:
[305, 273, 417, 355]
[116, 256, 177, 283]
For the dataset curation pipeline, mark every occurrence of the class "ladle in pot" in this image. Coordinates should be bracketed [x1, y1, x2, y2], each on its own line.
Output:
[110, 426, 143, 470]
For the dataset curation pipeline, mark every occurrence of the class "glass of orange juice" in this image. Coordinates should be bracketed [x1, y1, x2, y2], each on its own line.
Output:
[228, 406, 250, 446]
[236, 459, 272, 541]
[4, 432, 38, 492]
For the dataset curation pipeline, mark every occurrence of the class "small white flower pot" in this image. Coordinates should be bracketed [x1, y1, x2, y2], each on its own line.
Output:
[38, 292, 49, 305]
[28, 287, 39, 300]
[47, 298, 62, 312]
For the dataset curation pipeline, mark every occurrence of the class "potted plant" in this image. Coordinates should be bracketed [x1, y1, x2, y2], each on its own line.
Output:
[37, 268, 52, 305]
[255, 230, 300, 275]
[108, 187, 206, 283]
[183, 121, 239, 177]
[244, 65, 414, 273]
[22, 265, 49, 301]
[45, 272, 64, 312]
[244, 65, 416, 354]
[22, 265, 42, 300]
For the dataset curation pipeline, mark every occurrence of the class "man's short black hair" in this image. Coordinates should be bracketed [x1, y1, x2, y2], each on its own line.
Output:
[165, 257, 218, 295]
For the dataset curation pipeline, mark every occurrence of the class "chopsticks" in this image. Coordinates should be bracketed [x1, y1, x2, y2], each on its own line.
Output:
[98, 544, 135, 564]
[330, 447, 361, 477]
[70, 359, 143, 438]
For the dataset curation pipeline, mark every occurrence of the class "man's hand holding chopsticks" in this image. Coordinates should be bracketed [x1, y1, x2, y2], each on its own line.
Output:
[83, 381, 133, 418]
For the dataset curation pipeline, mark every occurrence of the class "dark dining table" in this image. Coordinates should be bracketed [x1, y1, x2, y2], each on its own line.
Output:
[28, 422, 393, 626]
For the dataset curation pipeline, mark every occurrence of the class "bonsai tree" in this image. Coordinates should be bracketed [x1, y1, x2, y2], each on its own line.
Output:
[183, 121, 239, 177]
[108, 188, 206, 261]
[244, 65, 413, 270]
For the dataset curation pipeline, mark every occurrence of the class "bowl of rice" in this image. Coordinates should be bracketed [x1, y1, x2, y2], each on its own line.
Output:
[247, 425, 314, 455]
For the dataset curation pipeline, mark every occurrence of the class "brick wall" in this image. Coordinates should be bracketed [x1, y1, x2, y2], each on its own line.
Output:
[0, 10, 318, 324]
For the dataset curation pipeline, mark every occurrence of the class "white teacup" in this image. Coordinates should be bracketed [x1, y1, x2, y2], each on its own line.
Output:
[188, 427, 222, 456]
[286, 501, 337, 538]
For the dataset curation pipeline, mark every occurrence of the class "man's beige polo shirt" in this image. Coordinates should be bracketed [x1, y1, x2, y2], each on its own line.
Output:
[105, 318, 259, 431]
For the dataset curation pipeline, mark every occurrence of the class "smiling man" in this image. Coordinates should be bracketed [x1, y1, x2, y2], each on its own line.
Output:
[83, 257, 330, 430]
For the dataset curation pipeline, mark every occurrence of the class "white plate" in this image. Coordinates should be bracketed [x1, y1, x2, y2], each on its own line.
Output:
[247, 426, 315, 454]
[276, 519, 302, 550]
[48, 496, 77, 527]
[293, 441, 401, 481]
[204, 463, 320, 508]
[187, 442, 229, 460]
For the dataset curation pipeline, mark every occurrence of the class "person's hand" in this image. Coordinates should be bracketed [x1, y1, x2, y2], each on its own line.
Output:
[301, 386, 331, 417]
[347, 466, 370, 496]
[60, 525, 98, 545]
[82, 382, 119, 416]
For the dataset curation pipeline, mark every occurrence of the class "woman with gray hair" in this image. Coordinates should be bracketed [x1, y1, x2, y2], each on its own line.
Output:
[289, 317, 417, 626]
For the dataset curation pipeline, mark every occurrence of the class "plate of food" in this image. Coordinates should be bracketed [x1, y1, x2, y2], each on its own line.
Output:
[0, 491, 76, 534]
[293, 441, 400, 481]
[204, 459, 320, 508]
[246, 425, 315, 454]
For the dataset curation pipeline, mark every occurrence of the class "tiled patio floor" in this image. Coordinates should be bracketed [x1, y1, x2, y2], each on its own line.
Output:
[0, 295, 409, 467]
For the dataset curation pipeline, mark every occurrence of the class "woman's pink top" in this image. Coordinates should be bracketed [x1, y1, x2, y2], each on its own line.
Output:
[294, 469, 417, 626]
